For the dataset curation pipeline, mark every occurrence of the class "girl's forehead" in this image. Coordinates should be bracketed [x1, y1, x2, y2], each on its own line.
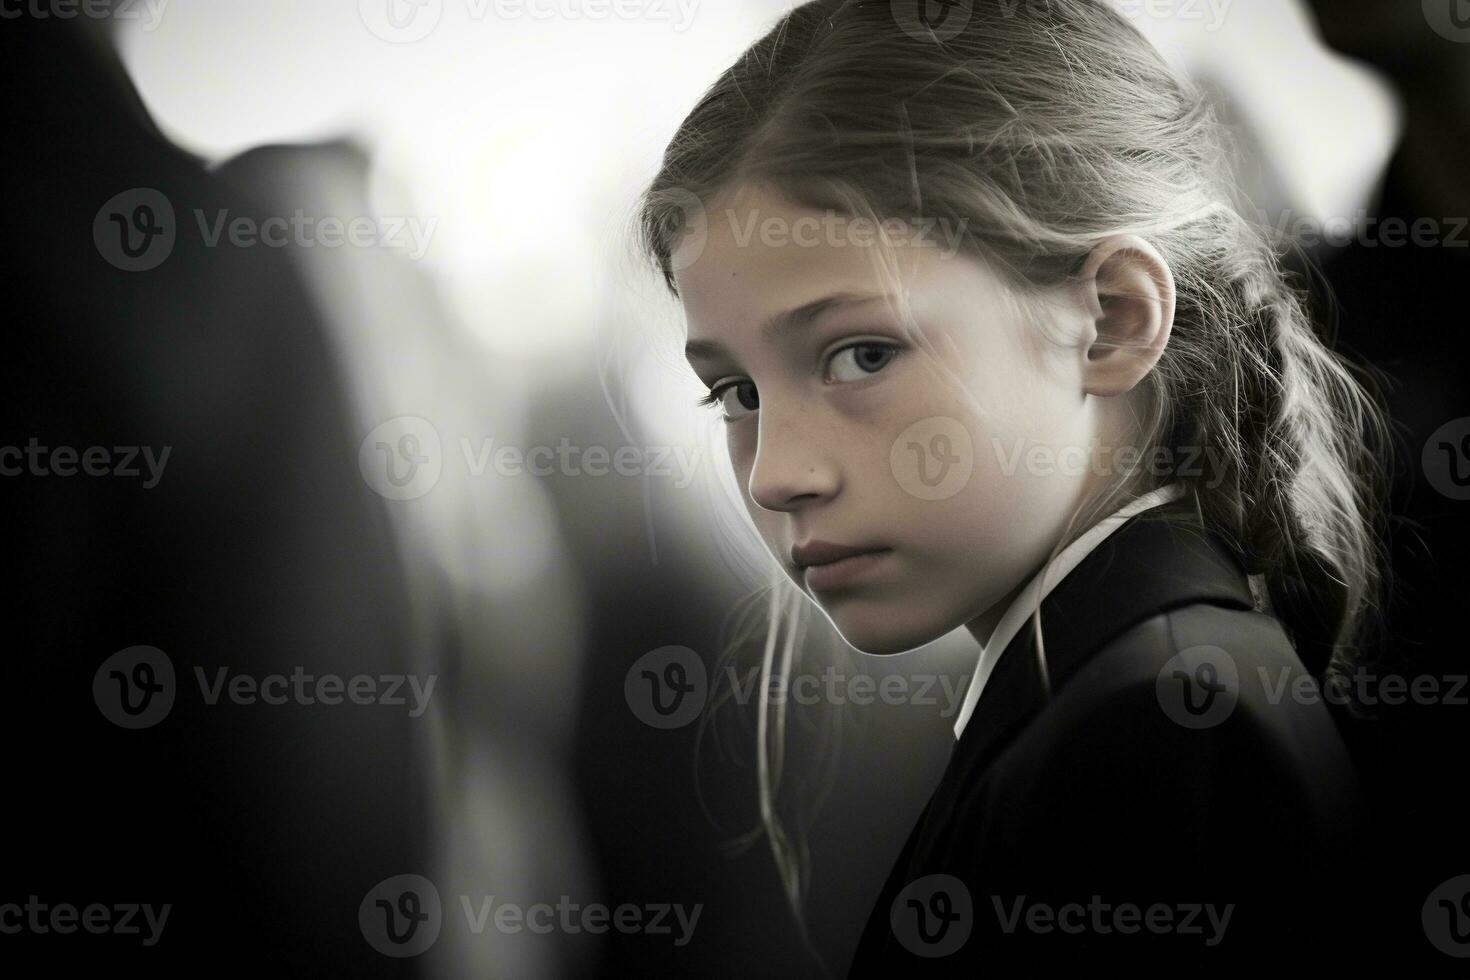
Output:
[675, 188, 974, 324]
[676, 199, 888, 322]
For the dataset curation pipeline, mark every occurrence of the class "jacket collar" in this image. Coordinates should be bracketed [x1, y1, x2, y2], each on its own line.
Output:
[950, 483, 1188, 740]
[944, 493, 1257, 790]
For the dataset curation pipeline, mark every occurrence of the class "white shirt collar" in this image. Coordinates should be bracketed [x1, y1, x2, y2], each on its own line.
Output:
[951, 482, 1188, 741]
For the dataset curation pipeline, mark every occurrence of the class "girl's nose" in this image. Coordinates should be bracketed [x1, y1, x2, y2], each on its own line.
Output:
[746, 403, 841, 513]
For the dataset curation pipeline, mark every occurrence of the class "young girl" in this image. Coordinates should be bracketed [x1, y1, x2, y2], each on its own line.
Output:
[636, 0, 1390, 972]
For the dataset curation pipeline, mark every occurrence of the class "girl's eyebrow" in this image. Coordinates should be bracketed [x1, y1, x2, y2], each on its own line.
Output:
[685, 290, 890, 361]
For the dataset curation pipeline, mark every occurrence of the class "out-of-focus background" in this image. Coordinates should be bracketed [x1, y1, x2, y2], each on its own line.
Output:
[3, 0, 1468, 975]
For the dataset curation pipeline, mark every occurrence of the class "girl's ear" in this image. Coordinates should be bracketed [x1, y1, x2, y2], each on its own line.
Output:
[1075, 234, 1176, 397]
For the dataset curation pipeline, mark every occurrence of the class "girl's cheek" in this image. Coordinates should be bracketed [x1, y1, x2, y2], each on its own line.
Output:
[726, 431, 759, 509]
[725, 428, 753, 473]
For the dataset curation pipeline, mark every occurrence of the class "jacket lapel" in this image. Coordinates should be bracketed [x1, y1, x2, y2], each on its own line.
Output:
[852, 496, 1264, 971]
[929, 496, 1258, 834]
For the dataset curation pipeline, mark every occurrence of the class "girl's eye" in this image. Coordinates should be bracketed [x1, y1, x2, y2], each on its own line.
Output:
[827, 342, 900, 383]
[699, 379, 760, 421]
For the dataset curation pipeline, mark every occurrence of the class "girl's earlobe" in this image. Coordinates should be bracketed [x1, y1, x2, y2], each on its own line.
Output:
[1076, 234, 1176, 397]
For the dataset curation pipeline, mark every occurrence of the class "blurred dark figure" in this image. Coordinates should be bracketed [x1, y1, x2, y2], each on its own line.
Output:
[1300, 2, 1470, 972]
[1, 15, 422, 974]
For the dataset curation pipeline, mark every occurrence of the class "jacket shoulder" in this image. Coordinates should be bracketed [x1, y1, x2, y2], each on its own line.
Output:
[995, 600, 1361, 798]
[931, 601, 1372, 969]
[972, 600, 1367, 883]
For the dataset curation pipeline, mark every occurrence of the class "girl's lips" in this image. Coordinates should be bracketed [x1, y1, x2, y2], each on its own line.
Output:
[802, 548, 891, 592]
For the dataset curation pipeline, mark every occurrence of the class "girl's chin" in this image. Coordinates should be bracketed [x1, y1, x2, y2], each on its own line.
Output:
[824, 609, 947, 656]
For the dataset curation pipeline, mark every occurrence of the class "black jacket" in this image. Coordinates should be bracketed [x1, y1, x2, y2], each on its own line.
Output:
[848, 495, 1373, 974]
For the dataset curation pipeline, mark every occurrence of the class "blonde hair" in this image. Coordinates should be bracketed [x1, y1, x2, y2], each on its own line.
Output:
[635, 0, 1391, 964]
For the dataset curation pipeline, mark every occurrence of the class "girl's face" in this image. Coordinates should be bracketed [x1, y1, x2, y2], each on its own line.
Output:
[675, 182, 1155, 654]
